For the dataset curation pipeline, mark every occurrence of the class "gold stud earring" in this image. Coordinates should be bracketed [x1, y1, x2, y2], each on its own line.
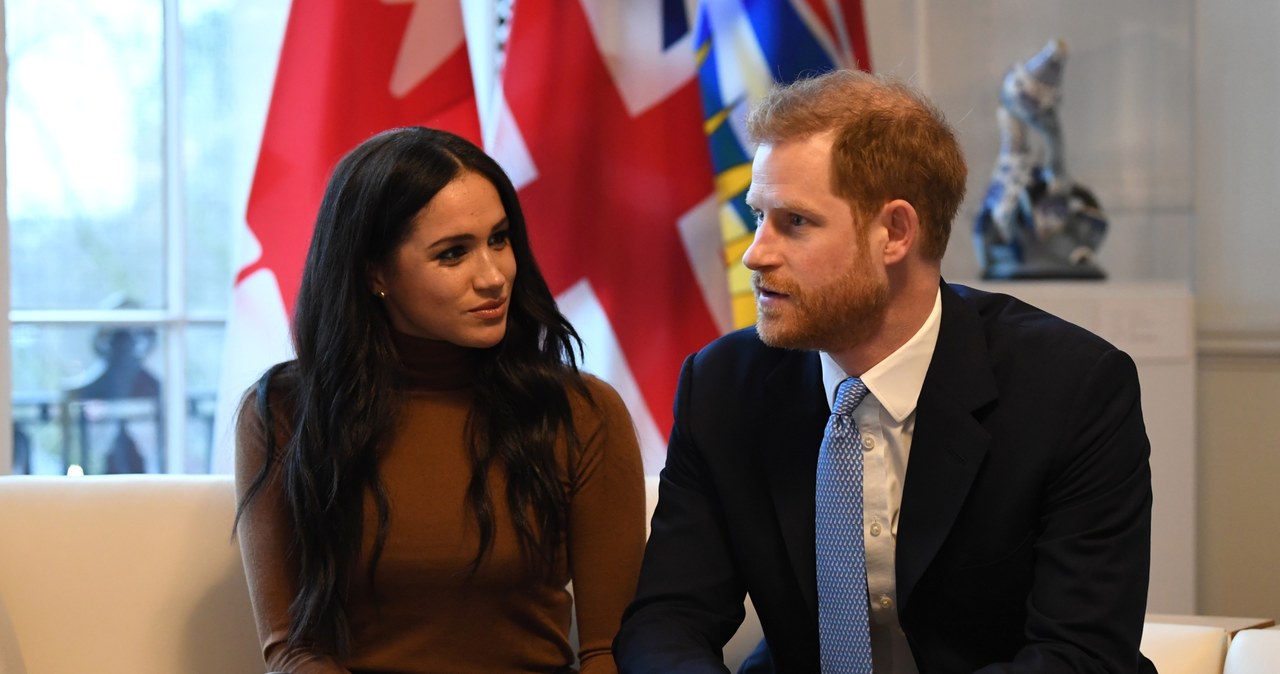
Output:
[377, 290, 386, 298]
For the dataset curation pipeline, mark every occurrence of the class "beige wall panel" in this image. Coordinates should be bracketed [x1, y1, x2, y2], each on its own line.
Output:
[1197, 357, 1280, 618]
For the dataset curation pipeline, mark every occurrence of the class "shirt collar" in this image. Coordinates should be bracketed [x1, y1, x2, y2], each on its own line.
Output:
[820, 288, 942, 422]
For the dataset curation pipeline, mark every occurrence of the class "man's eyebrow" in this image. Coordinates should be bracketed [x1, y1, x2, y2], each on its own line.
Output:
[747, 196, 822, 217]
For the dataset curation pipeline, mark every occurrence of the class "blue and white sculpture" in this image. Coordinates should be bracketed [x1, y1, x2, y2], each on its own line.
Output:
[974, 39, 1107, 280]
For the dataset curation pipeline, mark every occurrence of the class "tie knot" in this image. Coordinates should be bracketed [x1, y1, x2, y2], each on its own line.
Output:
[831, 377, 870, 417]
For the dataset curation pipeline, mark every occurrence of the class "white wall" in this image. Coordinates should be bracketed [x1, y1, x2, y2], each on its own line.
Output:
[865, 0, 1196, 282]
[1195, 1, 1280, 337]
[867, 0, 1202, 612]
[1193, 0, 1280, 619]
[864, 0, 1280, 619]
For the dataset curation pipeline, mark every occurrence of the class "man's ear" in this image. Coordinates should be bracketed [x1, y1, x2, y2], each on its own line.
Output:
[879, 199, 919, 265]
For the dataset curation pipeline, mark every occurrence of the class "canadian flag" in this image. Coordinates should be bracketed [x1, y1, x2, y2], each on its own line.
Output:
[213, 0, 483, 471]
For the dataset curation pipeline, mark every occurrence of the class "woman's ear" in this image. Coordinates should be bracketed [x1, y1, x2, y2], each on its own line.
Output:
[879, 199, 919, 265]
[366, 263, 387, 298]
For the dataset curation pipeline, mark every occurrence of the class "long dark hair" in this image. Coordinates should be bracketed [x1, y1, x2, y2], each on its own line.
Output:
[235, 127, 587, 657]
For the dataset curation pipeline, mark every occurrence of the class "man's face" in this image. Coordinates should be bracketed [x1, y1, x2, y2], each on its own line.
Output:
[743, 132, 889, 353]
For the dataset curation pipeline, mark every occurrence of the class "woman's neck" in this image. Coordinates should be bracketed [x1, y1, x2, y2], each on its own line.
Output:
[390, 330, 477, 391]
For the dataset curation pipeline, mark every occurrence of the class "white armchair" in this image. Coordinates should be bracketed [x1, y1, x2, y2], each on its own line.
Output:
[1224, 627, 1280, 674]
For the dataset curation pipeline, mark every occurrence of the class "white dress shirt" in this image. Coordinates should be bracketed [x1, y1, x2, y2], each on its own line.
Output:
[819, 288, 942, 674]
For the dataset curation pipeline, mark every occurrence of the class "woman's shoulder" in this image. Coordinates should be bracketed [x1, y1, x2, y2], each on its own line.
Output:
[563, 372, 644, 490]
[569, 372, 631, 422]
[565, 372, 643, 458]
[237, 360, 300, 410]
[234, 361, 301, 451]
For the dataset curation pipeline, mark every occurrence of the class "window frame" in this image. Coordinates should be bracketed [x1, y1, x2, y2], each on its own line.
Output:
[2, 0, 226, 475]
[2, 0, 12, 475]
[2, 0, 505, 475]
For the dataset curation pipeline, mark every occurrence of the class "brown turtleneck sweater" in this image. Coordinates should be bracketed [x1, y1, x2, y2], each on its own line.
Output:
[234, 333, 646, 673]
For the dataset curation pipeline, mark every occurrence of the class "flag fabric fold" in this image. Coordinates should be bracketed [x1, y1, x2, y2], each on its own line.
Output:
[493, 0, 726, 471]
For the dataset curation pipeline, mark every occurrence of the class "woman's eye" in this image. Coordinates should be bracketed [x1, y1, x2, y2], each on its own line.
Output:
[437, 246, 467, 263]
[489, 230, 510, 248]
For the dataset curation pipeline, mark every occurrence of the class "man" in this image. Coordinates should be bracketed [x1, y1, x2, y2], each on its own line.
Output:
[614, 70, 1155, 673]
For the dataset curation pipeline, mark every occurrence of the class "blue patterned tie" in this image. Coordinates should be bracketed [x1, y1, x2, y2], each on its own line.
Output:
[816, 377, 874, 673]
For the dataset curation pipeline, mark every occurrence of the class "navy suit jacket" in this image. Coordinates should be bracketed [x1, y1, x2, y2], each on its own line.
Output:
[615, 282, 1156, 673]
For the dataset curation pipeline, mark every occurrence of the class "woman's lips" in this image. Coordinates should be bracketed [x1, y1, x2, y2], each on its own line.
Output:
[470, 298, 507, 319]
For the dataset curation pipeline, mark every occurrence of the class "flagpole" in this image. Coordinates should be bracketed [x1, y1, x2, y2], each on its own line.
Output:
[461, 0, 500, 141]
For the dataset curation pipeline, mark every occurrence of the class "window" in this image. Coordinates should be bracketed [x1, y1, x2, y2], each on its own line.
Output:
[5, 0, 289, 474]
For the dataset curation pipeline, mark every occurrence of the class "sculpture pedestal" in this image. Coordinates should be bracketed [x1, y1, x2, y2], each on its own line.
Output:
[963, 280, 1196, 613]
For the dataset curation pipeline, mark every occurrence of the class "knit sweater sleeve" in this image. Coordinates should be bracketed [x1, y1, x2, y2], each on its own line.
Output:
[566, 377, 647, 674]
[234, 386, 350, 674]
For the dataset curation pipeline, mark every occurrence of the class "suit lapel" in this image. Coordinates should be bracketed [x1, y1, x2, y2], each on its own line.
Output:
[758, 349, 828, 619]
[896, 283, 998, 613]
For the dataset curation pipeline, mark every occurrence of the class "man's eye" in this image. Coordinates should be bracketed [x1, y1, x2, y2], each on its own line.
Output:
[788, 214, 807, 227]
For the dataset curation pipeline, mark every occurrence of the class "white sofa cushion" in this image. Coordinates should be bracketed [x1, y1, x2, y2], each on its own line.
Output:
[13, 474, 1223, 673]
[1141, 621, 1230, 674]
[0, 475, 261, 674]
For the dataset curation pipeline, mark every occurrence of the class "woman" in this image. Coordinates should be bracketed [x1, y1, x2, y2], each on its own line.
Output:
[234, 127, 646, 674]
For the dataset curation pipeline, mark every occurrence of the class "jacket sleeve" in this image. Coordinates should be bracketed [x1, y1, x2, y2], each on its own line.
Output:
[978, 348, 1154, 674]
[613, 355, 744, 674]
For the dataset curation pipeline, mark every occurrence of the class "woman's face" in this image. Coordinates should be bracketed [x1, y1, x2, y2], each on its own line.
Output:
[370, 170, 516, 348]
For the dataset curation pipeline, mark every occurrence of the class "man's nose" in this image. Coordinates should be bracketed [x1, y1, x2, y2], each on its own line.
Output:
[742, 220, 778, 271]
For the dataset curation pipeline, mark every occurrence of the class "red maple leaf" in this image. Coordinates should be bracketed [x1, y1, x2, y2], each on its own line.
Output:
[240, 0, 481, 319]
